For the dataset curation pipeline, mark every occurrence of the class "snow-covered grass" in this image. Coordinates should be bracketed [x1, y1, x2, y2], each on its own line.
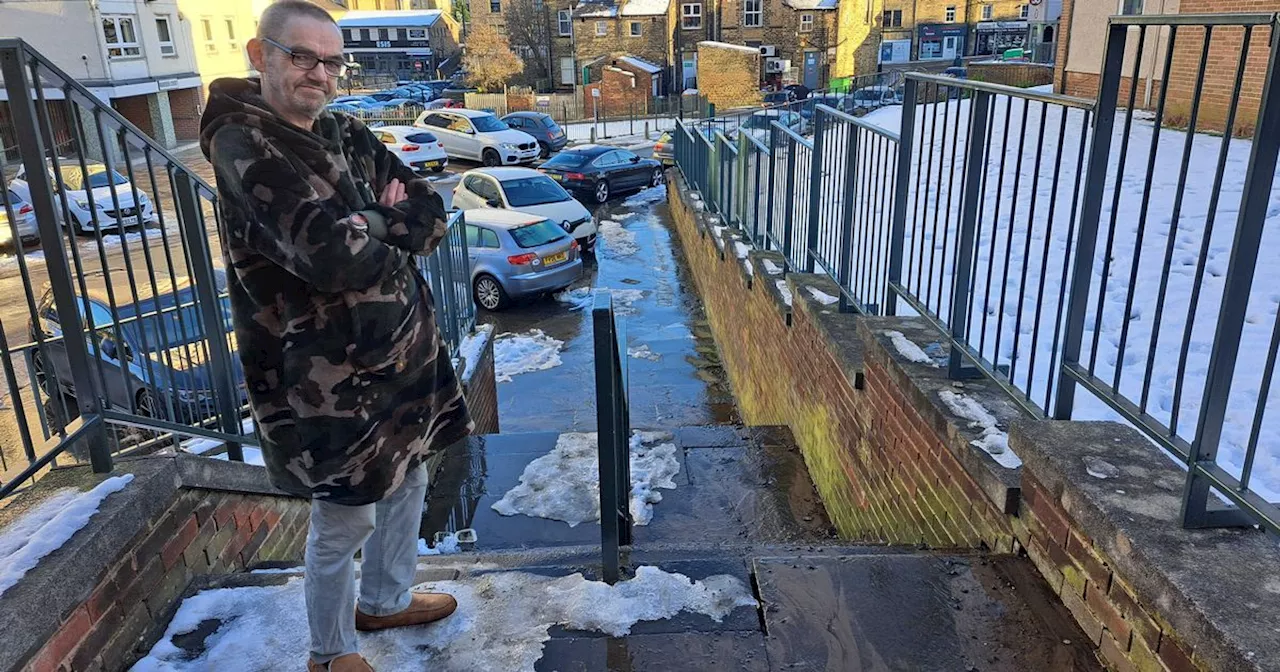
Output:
[492, 431, 680, 527]
[0, 474, 133, 598]
[132, 565, 756, 671]
[938, 391, 1021, 469]
[884, 330, 937, 368]
[493, 330, 564, 383]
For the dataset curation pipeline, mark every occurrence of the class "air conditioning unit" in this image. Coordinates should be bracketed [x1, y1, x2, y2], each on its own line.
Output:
[759, 45, 777, 57]
[765, 58, 785, 73]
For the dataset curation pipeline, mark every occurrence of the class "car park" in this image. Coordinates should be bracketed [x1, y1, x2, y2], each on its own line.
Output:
[452, 167, 596, 252]
[371, 126, 449, 173]
[537, 145, 664, 204]
[413, 109, 539, 166]
[9, 161, 159, 234]
[464, 209, 583, 311]
[500, 111, 567, 158]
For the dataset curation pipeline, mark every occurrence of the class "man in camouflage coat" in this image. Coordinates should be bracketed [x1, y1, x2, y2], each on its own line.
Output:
[200, 3, 470, 670]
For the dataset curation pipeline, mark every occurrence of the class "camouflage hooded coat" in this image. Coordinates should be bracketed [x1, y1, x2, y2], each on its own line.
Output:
[200, 78, 472, 505]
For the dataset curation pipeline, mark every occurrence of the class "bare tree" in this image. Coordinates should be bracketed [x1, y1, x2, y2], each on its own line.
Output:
[463, 22, 525, 91]
[502, 0, 555, 89]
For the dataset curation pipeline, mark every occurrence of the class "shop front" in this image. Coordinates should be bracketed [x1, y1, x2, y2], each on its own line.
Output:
[974, 21, 1029, 57]
[917, 24, 967, 61]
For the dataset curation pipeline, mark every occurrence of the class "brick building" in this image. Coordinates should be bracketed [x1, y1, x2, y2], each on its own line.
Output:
[834, 0, 881, 78]
[682, 0, 838, 88]
[696, 40, 764, 107]
[585, 56, 665, 114]
[969, 0, 1031, 57]
[574, 0, 677, 85]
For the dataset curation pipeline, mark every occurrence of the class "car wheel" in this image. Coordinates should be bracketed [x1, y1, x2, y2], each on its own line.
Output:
[594, 180, 611, 204]
[538, 141, 550, 159]
[650, 167, 664, 188]
[135, 388, 158, 418]
[31, 349, 52, 397]
[482, 148, 501, 167]
[473, 274, 508, 311]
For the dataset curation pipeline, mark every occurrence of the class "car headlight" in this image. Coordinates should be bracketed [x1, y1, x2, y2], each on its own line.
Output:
[500, 142, 518, 151]
[73, 199, 91, 210]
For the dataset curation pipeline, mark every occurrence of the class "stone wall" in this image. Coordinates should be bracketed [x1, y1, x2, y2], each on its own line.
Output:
[696, 41, 763, 109]
[666, 171, 1280, 672]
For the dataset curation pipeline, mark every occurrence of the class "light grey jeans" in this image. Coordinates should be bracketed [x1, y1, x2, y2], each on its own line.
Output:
[306, 463, 429, 664]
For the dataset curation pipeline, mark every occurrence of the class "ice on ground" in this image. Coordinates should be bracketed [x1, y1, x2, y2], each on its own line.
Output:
[884, 330, 938, 368]
[418, 531, 463, 556]
[775, 280, 792, 306]
[132, 565, 756, 672]
[938, 391, 1022, 469]
[492, 431, 680, 527]
[763, 259, 784, 276]
[598, 219, 640, 258]
[623, 185, 667, 207]
[493, 330, 564, 383]
[453, 324, 495, 380]
[807, 287, 839, 306]
[628, 344, 662, 361]
[0, 474, 134, 598]
[553, 287, 646, 315]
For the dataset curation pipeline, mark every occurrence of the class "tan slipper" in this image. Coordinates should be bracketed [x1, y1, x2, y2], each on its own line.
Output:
[355, 592, 459, 632]
[307, 653, 374, 672]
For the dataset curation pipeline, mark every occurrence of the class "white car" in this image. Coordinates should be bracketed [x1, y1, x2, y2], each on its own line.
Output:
[412, 109, 540, 166]
[452, 167, 597, 252]
[371, 125, 449, 173]
[10, 161, 159, 234]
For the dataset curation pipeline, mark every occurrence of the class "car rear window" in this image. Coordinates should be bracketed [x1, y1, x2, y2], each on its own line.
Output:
[405, 132, 438, 143]
[543, 152, 591, 169]
[502, 176, 571, 207]
[509, 220, 567, 248]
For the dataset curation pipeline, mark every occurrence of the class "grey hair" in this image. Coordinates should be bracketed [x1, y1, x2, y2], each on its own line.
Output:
[257, 0, 339, 40]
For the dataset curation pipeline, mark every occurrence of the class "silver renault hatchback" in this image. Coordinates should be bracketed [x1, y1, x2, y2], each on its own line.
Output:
[464, 209, 583, 311]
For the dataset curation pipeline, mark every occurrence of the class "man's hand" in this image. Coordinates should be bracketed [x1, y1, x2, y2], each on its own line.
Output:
[379, 179, 407, 208]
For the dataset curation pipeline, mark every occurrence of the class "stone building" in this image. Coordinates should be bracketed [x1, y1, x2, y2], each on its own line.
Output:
[337, 10, 461, 80]
[968, 0, 1031, 57]
[696, 41, 764, 107]
[834, 0, 882, 78]
[693, 0, 839, 88]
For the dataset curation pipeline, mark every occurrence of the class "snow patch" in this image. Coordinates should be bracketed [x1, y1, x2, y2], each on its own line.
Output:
[883, 330, 938, 367]
[492, 432, 680, 527]
[622, 185, 667, 207]
[598, 219, 640, 257]
[762, 259, 784, 276]
[0, 475, 134, 598]
[775, 280, 792, 306]
[133, 565, 756, 672]
[553, 287, 646, 315]
[628, 344, 662, 361]
[454, 324, 495, 381]
[418, 531, 463, 556]
[733, 241, 750, 260]
[249, 566, 304, 574]
[697, 40, 763, 54]
[184, 418, 259, 460]
[493, 330, 564, 383]
[938, 391, 1022, 469]
[806, 287, 839, 305]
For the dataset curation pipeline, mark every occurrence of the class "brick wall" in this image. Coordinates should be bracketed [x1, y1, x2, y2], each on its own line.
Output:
[458, 333, 499, 435]
[112, 94, 155, 138]
[170, 87, 203, 143]
[696, 42, 764, 109]
[22, 487, 309, 672]
[967, 62, 1054, 88]
[574, 15, 673, 74]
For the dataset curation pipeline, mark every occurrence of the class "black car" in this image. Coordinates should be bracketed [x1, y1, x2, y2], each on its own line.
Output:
[537, 145, 664, 204]
[501, 111, 568, 158]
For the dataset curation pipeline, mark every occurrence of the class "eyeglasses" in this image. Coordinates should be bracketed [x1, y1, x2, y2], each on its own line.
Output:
[262, 37, 348, 77]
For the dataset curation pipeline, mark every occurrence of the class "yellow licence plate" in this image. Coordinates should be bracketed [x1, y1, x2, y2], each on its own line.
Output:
[424, 160, 440, 168]
[549, 174, 563, 181]
[543, 251, 568, 266]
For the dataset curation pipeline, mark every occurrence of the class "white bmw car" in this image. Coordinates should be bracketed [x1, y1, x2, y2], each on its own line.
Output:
[10, 161, 159, 234]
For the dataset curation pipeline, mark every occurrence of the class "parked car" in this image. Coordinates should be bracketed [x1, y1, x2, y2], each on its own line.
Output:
[942, 66, 969, 79]
[371, 126, 449, 173]
[464, 209, 583, 311]
[424, 98, 463, 110]
[500, 111, 567, 158]
[737, 110, 807, 143]
[762, 90, 796, 108]
[333, 95, 374, 107]
[452, 167, 597, 252]
[412, 109, 539, 166]
[1, 188, 39, 248]
[29, 267, 244, 423]
[10, 161, 159, 234]
[849, 86, 903, 114]
[537, 144, 664, 204]
[801, 93, 855, 119]
[653, 131, 674, 165]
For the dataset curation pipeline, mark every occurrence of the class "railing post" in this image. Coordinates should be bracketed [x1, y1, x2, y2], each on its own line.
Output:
[886, 78, 918, 316]
[592, 292, 631, 583]
[805, 109, 825, 273]
[1054, 23, 1127, 421]
[947, 90, 992, 379]
[836, 119, 860, 313]
[782, 129, 798, 267]
[0, 44, 112, 471]
[1182, 16, 1280, 529]
[764, 125, 778, 248]
[174, 173, 245, 460]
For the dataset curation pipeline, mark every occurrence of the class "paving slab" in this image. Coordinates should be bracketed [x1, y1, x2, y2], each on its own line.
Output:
[537, 631, 770, 672]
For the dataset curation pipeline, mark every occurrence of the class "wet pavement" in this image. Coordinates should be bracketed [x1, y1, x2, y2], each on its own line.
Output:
[477, 184, 740, 433]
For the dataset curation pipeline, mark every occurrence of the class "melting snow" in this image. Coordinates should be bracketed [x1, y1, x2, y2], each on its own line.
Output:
[0, 474, 134, 598]
[418, 531, 464, 556]
[132, 565, 756, 672]
[492, 432, 680, 527]
[807, 287, 839, 305]
[623, 185, 667, 207]
[775, 280, 792, 306]
[454, 324, 495, 381]
[884, 330, 938, 367]
[938, 391, 1022, 469]
[493, 330, 564, 383]
[185, 418, 263, 463]
[733, 241, 750, 260]
[628, 344, 662, 361]
[598, 219, 640, 258]
[554, 287, 646, 315]
[762, 259, 784, 276]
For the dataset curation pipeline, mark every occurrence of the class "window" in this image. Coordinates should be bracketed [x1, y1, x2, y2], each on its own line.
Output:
[379, 28, 389, 40]
[466, 225, 501, 248]
[155, 16, 176, 57]
[447, 115, 475, 133]
[102, 15, 141, 58]
[1120, 0, 1143, 14]
[226, 18, 238, 50]
[799, 13, 813, 32]
[345, 28, 355, 41]
[408, 28, 427, 39]
[388, 28, 399, 40]
[630, 21, 642, 36]
[201, 18, 216, 52]
[743, 0, 762, 27]
[490, 0, 501, 12]
[944, 6, 956, 22]
[558, 10, 572, 35]
[883, 9, 902, 27]
[422, 113, 452, 128]
[596, 21, 608, 36]
[981, 4, 992, 19]
[560, 56, 575, 84]
[1019, 4, 1029, 18]
[681, 2, 702, 29]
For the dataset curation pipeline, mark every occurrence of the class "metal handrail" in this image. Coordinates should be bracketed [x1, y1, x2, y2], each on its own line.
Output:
[592, 291, 632, 584]
[905, 72, 1098, 111]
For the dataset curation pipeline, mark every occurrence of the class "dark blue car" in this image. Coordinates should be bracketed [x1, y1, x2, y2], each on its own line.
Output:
[537, 144, 664, 204]
[30, 267, 245, 424]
